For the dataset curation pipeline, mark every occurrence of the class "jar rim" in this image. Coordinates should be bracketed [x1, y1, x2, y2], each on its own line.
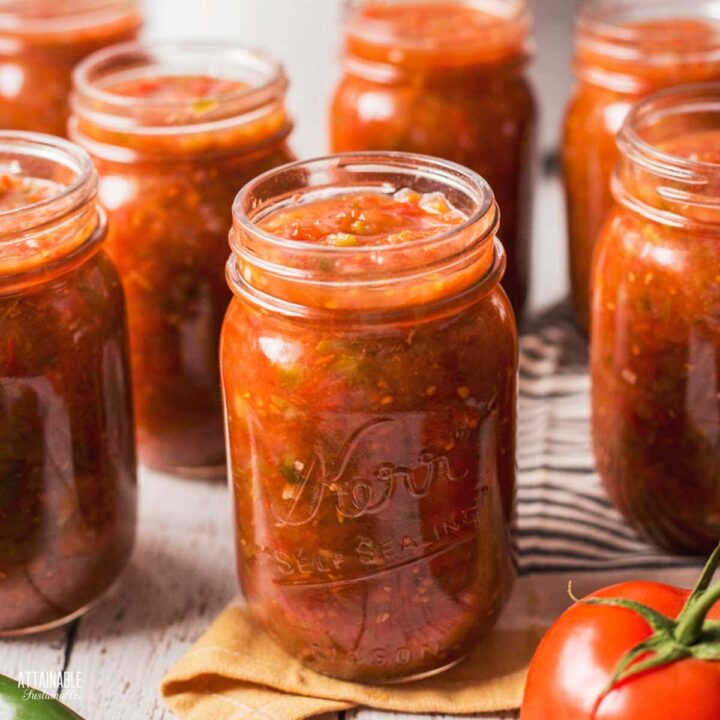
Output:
[226, 238, 507, 324]
[0, 131, 103, 290]
[618, 82, 720, 178]
[229, 151, 502, 315]
[72, 39, 289, 133]
[0, 131, 97, 237]
[613, 83, 720, 230]
[232, 151, 495, 258]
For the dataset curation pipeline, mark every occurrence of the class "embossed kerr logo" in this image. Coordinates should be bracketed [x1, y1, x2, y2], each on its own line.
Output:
[272, 417, 469, 527]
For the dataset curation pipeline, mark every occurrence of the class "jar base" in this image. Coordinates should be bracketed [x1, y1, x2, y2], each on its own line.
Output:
[379, 653, 468, 685]
[308, 653, 468, 686]
[0, 578, 119, 638]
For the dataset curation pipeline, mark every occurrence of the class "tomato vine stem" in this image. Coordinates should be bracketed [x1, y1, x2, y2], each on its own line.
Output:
[675, 543, 720, 645]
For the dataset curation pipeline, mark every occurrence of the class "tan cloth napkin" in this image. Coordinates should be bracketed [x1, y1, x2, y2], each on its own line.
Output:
[161, 601, 545, 720]
[160, 566, 682, 719]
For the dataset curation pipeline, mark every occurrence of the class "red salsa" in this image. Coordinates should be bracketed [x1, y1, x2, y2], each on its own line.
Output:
[106, 74, 246, 102]
[592, 87, 720, 553]
[0, 0, 141, 136]
[330, 0, 536, 315]
[564, 3, 720, 329]
[71, 43, 295, 475]
[222, 155, 517, 682]
[0, 135, 136, 635]
[259, 188, 466, 245]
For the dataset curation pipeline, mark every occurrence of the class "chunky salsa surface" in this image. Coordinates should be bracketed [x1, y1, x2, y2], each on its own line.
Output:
[245, 188, 494, 312]
[106, 74, 246, 102]
[564, 17, 720, 330]
[258, 189, 466, 246]
[79, 72, 288, 155]
[223, 186, 517, 681]
[592, 128, 720, 552]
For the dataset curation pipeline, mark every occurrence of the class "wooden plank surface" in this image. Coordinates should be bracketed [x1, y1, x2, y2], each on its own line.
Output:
[1, 629, 67, 697]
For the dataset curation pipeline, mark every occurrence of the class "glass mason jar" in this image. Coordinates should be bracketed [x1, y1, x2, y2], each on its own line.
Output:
[70, 42, 295, 477]
[592, 84, 720, 554]
[330, 0, 536, 317]
[0, 1, 142, 137]
[222, 152, 518, 683]
[0, 132, 136, 636]
[564, 0, 720, 331]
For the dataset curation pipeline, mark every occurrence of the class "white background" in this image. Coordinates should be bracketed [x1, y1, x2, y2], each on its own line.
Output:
[143, 0, 577, 311]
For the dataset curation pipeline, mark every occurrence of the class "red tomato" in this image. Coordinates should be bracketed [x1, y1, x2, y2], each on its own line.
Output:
[521, 552, 720, 720]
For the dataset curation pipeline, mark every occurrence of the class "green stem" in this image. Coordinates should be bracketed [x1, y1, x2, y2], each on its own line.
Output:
[680, 543, 720, 611]
[675, 577, 720, 646]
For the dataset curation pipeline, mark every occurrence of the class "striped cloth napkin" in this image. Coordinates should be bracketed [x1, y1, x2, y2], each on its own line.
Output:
[516, 303, 704, 578]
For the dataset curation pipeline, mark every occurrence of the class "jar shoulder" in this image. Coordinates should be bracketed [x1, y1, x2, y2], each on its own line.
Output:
[0, 250, 128, 370]
[593, 208, 720, 333]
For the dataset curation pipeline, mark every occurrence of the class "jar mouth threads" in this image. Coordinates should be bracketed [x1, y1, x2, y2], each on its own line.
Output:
[228, 151, 504, 315]
[70, 41, 292, 158]
[0, 132, 102, 289]
[575, 0, 720, 92]
[0, 131, 97, 235]
[613, 83, 720, 229]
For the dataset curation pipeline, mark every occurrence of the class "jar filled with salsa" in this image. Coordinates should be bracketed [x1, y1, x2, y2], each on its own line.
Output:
[222, 152, 517, 682]
[564, 0, 720, 330]
[592, 85, 720, 554]
[0, 132, 136, 635]
[330, 0, 536, 317]
[0, 1, 142, 137]
[70, 42, 295, 476]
